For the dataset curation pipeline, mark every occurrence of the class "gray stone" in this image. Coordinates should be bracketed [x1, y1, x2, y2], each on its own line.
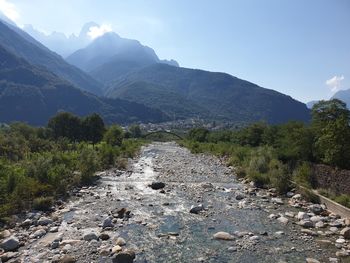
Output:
[190, 204, 205, 214]
[37, 216, 53, 226]
[102, 217, 114, 228]
[213, 232, 234, 240]
[112, 250, 136, 263]
[309, 204, 324, 215]
[299, 220, 314, 228]
[0, 237, 20, 251]
[83, 232, 99, 241]
[116, 237, 126, 246]
[271, 198, 283, 205]
[340, 227, 350, 239]
[277, 216, 289, 225]
[32, 229, 46, 238]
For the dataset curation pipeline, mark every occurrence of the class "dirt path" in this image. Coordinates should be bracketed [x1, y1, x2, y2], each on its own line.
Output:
[2, 142, 349, 263]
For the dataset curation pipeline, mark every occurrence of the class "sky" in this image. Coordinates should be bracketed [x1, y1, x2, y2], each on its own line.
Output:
[0, 0, 349, 103]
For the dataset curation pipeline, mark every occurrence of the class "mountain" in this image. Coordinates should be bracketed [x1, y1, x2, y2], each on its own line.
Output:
[106, 63, 310, 124]
[306, 100, 319, 109]
[332, 89, 350, 108]
[67, 32, 179, 85]
[0, 44, 168, 125]
[0, 20, 102, 95]
[23, 22, 98, 57]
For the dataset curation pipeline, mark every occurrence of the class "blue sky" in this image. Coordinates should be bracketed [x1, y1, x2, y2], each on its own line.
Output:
[1, 0, 349, 103]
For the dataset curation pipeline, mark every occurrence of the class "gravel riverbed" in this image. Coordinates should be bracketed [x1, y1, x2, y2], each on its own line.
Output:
[1, 142, 349, 263]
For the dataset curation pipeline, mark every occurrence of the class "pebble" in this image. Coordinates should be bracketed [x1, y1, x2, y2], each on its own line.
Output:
[112, 250, 136, 263]
[0, 236, 20, 251]
[213, 232, 234, 240]
[83, 232, 99, 241]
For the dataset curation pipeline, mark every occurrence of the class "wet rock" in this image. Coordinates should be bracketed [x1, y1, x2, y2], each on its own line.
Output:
[213, 232, 234, 240]
[51, 240, 60, 249]
[329, 220, 343, 228]
[116, 237, 126, 246]
[190, 204, 205, 214]
[299, 220, 314, 228]
[31, 229, 46, 238]
[83, 232, 99, 241]
[114, 208, 131, 219]
[149, 182, 165, 190]
[309, 204, 324, 215]
[340, 227, 350, 239]
[102, 217, 114, 228]
[37, 216, 53, 226]
[235, 192, 245, 200]
[112, 250, 136, 263]
[0, 237, 20, 251]
[99, 233, 110, 240]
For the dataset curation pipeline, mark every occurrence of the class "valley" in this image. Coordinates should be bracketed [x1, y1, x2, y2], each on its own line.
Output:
[1, 142, 347, 262]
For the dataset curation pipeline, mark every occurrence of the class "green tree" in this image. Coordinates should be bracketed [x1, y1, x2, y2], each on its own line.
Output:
[188, 128, 209, 142]
[129, 124, 142, 138]
[81, 113, 105, 144]
[103, 125, 124, 146]
[312, 99, 350, 168]
[48, 112, 82, 141]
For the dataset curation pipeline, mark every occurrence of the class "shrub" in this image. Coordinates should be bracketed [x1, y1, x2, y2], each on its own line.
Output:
[33, 196, 54, 211]
[269, 159, 290, 194]
[78, 147, 99, 185]
[334, 194, 350, 208]
[293, 162, 314, 188]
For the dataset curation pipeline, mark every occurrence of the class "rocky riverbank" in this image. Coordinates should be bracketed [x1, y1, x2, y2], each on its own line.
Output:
[0, 142, 349, 262]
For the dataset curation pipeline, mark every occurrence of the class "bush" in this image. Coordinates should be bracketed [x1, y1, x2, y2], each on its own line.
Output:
[269, 159, 290, 194]
[298, 187, 320, 204]
[293, 162, 314, 188]
[78, 146, 99, 185]
[334, 194, 350, 208]
[33, 196, 54, 211]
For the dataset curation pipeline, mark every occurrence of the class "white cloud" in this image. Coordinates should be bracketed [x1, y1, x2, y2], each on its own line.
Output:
[326, 75, 345, 92]
[87, 24, 112, 39]
[0, 0, 19, 22]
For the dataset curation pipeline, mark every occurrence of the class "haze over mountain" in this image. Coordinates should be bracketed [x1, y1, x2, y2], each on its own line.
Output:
[23, 22, 98, 58]
[105, 63, 310, 124]
[0, 42, 167, 125]
[332, 89, 350, 108]
[0, 20, 102, 95]
[66, 32, 179, 85]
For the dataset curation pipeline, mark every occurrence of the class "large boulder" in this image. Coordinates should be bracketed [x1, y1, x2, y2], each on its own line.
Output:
[83, 232, 99, 241]
[37, 216, 53, 226]
[0, 236, 20, 251]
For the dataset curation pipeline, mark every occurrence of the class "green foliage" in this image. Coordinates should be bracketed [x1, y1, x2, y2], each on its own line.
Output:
[293, 162, 314, 188]
[33, 196, 54, 211]
[104, 125, 124, 146]
[81, 113, 105, 144]
[0, 116, 145, 220]
[129, 124, 142, 138]
[188, 128, 209, 142]
[312, 100, 350, 169]
[48, 112, 82, 141]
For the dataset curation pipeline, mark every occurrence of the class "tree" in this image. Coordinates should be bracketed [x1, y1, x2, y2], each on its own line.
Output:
[48, 112, 82, 141]
[103, 125, 124, 146]
[188, 128, 209, 142]
[312, 100, 350, 168]
[129, 124, 142, 138]
[81, 113, 105, 144]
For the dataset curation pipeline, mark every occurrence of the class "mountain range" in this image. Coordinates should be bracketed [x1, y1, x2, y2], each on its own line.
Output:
[0, 21, 167, 125]
[332, 89, 350, 108]
[0, 15, 312, 126]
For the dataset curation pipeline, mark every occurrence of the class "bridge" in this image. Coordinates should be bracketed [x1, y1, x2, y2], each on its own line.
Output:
[143, 130, 184, 140]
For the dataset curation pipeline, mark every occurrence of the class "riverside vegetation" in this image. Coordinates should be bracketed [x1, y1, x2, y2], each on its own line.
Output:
[0, 112, 145, 222]
[182, 99, 350, 208]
